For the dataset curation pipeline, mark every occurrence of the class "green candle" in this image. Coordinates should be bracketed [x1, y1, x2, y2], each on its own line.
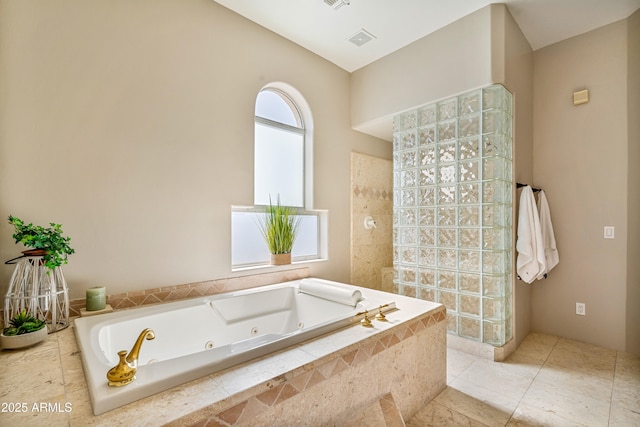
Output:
[86, 286, 106, 311]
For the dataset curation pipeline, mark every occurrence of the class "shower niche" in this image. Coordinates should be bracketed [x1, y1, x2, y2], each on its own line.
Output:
[392, 84, 513, 346]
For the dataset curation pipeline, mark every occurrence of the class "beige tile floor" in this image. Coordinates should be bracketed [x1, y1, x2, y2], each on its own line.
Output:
[407, 333, 640, 426]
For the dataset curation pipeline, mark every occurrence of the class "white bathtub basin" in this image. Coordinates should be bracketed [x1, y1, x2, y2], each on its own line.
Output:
[74, 278, 396, 415]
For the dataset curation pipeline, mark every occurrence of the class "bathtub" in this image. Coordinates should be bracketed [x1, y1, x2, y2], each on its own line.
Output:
[74, 278, 396, 415]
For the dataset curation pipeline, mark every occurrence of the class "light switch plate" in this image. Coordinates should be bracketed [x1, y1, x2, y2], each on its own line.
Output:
[604, 226, 615, 239]
[573, 89, 589, 105]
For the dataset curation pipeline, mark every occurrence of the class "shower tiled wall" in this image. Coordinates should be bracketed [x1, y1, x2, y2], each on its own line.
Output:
[351, 152, 394, 291]
[392, 85, 513, 346]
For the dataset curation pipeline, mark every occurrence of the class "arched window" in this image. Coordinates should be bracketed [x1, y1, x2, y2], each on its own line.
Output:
[231, 83, 325, 269]
[254, 88, 305, 207]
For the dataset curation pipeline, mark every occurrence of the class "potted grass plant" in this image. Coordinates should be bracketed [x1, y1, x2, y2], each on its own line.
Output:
[258, 196, 301, 265]
[0, 309, 48, 349]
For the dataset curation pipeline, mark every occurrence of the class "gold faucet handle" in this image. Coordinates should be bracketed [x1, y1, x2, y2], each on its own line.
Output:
[107, 328, 155, 387]
[107, 350, 137, 387]
[375, 304, 390, 321]
[355, 310, 373, 327]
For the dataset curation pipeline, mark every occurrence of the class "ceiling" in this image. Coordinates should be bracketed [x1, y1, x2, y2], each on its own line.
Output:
[212, 0, 640, 72]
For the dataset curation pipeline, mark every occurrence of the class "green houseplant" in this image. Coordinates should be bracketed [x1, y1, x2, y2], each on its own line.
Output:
[258, 196, 301, 265]
[8, 215, 75, 270]
[0, 309, 48, 349]
[2, 309, 46, 336]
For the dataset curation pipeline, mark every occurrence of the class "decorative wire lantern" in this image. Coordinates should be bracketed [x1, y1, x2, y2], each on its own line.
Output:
[4, 251, 69, 333]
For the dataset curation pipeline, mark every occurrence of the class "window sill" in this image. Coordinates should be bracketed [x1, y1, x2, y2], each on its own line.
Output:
[231, 257, 327, 273]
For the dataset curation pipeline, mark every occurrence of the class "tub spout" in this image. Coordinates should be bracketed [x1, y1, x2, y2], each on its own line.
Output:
[126, 328, 155, 366]
[107, 328, 155, 387]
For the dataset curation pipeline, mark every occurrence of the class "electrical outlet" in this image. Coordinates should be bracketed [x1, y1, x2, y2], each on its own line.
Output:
[576, 302, 586, 316]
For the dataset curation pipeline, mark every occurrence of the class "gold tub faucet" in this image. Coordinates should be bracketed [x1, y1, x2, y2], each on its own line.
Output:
[375, 304, 390, 321]
[107, 328, 155, 387]
[355, 310, 373, 327]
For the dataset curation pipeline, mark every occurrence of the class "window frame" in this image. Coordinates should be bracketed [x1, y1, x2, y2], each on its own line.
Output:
[231, 83, 326, 271]
[231, 206, 327, 269]
[253, 113, 305, 208]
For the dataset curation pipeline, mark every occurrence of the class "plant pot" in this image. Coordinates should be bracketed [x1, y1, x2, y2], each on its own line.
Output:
[0, 326, 48, 350]
[270, 253, 291, 265]
[22, 249, 48, 257]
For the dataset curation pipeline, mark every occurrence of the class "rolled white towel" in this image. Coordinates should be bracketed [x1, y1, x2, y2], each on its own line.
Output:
[298, 278, 363, 307]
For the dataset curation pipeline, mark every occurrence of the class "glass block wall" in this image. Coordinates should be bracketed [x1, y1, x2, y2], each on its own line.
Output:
[392, 84, 513, 346]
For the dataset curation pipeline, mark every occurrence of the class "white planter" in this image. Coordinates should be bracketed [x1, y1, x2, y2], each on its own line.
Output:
[0, 326, 48, 350]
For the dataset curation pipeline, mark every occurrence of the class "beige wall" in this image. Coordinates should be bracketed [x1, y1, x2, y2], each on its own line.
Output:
[350, 4, 638, 353]
[532, 20, 630, 351]
[350, 5, 495, 141]
[626, 9, 640, 354]
[498, 6, 534, 348]
[2, 0, 636, 353]
[0, 0, 390, 299]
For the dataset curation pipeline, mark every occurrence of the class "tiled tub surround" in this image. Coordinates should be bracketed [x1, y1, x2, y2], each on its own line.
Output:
[66, 267, 311, 318]
[75, 278, 402, 415]
[0, 279, 446, 426]
[393, 85, 513, 346]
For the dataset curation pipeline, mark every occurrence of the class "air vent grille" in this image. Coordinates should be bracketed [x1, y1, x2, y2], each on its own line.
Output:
[324, 0, 350, 10]
[348, 29, 376, 47]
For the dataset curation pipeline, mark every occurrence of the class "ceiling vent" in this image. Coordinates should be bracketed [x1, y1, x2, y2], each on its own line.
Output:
[324, 0, 350, 10]
[348, 29, 376, 47]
